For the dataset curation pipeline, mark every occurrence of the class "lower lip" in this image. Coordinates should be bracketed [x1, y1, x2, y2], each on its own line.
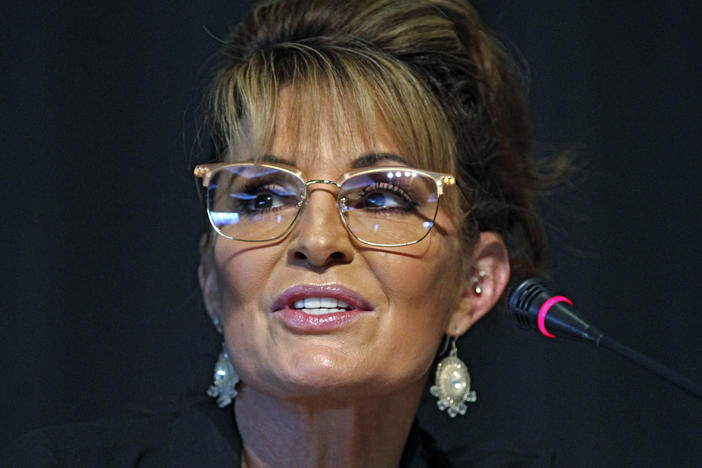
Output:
[274, 307, 369, 332]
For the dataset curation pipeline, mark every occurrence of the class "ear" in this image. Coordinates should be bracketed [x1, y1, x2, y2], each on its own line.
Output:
[446, 231, 510, 335]
[198, 233, 222, 329]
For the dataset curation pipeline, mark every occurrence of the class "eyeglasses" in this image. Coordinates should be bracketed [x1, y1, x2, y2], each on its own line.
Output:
[194, 162, 455, 247]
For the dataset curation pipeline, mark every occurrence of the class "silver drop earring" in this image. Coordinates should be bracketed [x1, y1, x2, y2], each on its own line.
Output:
[430, 332, 476, 417]
[207, 342, 239, 408]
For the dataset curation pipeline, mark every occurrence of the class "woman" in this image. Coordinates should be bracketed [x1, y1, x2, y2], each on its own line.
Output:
[3, 0, 555, 466]
[194, 0, 552, 466]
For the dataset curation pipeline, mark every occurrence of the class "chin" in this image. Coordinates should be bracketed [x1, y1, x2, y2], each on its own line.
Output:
[246, 351, 365, 399]
[255, 350, 424, 402]
[284, 349, 360, 386]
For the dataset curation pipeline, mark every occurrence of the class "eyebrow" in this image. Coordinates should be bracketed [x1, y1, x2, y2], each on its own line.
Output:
[258, 153, 295, 165]
[351, 152, 411, 168]
[253, 151, 410, 169]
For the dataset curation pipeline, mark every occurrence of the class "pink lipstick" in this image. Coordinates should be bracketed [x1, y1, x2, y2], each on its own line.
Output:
[272, 284, 373, 333]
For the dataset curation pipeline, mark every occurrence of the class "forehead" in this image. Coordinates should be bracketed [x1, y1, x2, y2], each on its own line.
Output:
[269, 88, 413, 170]
[226, 85, 442, 173]
[275, 128, 403, 174]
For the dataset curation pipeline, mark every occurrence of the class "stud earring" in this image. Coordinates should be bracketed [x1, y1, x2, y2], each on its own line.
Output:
[472, 271, 486, 295]
[430, 331, 477, 417]
[207, 343, 239, 407]
[212, 316, 223, 333]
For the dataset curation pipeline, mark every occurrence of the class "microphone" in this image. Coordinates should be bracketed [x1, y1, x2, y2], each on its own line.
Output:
[508, 277, 604, 343]
[507, 278, 702, 401]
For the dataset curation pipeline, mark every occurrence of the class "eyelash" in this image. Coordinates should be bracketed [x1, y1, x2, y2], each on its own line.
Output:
[356, 182, 417, 210]
[236, 183, 297, 212]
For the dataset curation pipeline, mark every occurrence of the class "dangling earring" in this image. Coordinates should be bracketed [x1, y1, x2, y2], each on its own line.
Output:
[207, 342, 239, 408]
[430, 331, 477, 417]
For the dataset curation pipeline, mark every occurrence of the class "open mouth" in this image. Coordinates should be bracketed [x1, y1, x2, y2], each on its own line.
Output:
[292, 297, 353, 315]
[273, 285, 372, 331]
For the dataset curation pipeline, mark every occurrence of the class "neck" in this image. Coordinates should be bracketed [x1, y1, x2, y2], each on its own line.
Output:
[235, 381, 425, 468]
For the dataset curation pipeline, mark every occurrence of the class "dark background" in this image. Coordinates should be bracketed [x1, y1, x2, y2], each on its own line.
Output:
[2, 1, 701, 466]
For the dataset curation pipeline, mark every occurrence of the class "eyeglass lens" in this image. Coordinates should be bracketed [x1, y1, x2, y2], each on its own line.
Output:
[207, 165, 440, 245]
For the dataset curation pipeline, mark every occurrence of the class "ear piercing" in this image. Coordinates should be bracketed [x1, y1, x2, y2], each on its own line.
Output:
[212, 316, 223, 334]
[472, 271, 486, 295]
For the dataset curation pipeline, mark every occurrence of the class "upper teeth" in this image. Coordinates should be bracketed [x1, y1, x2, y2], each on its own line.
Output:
[293, 297, 351, 315]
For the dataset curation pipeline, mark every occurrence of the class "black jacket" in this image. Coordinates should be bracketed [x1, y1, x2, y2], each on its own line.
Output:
[2, 397, 555, 467]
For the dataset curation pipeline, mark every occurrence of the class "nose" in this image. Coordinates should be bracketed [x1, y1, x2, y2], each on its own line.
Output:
[286, 183, 354, 268]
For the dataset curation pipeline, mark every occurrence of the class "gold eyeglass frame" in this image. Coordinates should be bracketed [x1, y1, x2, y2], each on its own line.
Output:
[194, 162, 455, 247]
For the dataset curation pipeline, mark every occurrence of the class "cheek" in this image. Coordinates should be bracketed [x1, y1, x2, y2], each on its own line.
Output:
[212, 243, 283, 377]
[213, 241, 282, 310]
[362, 237, 465, 370]
[368, 238, 464, 316]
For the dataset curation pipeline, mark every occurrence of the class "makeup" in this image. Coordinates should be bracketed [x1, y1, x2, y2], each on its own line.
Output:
[272, 284, 373, 332]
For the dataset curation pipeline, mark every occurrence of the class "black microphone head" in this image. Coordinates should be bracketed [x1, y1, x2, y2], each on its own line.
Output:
[508, 278, 552, 330]
[508, 278, 602, 343]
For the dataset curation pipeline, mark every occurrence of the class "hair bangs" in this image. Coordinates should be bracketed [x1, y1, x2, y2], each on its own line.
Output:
[211, 41, 456, 176]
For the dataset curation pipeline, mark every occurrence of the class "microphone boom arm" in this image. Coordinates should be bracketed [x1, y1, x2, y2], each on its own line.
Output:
[508, 278, 702, 401]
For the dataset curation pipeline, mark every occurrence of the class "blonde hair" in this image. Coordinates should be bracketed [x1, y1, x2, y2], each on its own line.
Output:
[204, 0, 555, 277]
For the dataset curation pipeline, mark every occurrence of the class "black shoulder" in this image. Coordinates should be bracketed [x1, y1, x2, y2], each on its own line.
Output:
[403, 420, 556, 468]
[446, 439, 557, 468]
[1, 396, 239, 468]
[1, 408, 175, 467]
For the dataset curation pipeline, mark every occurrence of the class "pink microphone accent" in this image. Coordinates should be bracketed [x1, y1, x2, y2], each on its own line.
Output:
[537, 296, 573, 338]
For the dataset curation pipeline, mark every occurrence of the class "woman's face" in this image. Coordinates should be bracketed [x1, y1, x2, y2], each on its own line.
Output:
[202, 102, 472, 402]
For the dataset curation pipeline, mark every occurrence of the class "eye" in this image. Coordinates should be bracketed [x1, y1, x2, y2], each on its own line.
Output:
[353, 182, 416, 211]
[250, 189, 282, 210]
[238, 184, 299, 213]
[364, 191, 403, 209]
